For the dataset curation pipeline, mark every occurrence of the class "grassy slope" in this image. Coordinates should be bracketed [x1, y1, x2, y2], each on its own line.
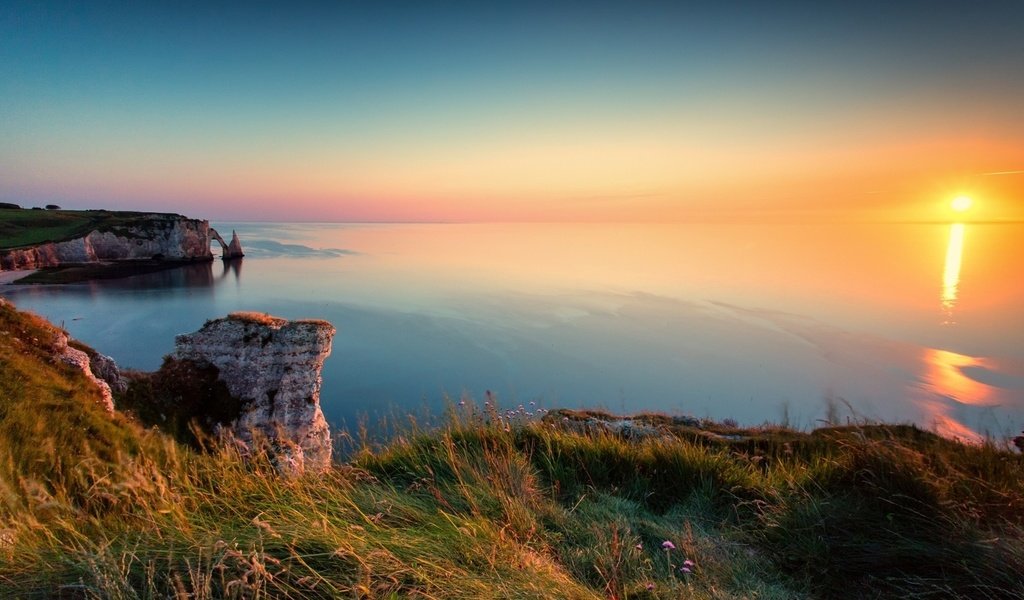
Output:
[1, 300, 1023, 599]
[0, 300, 159, 498]
[0, 208, 182, 250]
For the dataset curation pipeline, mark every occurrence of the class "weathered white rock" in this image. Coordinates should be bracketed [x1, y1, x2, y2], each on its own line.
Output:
[0, 214, 213, 271]
[173, 313, 335, 473]
[53, 333, 115, 414]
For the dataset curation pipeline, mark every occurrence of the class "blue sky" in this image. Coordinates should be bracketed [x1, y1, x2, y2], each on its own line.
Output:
[2, 1, 1022, 221]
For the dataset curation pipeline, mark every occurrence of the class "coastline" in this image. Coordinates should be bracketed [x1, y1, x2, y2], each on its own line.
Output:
[0, 269, 36, 285]
[6, 259, 213, 284]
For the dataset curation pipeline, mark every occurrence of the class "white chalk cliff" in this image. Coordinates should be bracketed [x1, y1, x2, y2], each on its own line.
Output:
[0, 214, 213, 271]
[173, 313, 335, 474]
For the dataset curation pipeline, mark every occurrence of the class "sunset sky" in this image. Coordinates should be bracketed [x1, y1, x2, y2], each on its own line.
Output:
[2, 1, 1023, 222]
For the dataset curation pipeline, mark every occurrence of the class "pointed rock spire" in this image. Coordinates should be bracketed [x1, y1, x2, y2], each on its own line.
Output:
[226, 230, 244, 258]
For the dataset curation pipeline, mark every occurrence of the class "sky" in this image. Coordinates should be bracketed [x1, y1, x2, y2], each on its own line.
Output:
[2, 1, 1023, 222]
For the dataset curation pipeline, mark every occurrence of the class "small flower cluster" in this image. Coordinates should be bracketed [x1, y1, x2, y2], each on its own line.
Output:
[661, 540, 697, 574]
[502, 401, 546, 419]
[635, 540, 698, 591]
[458, 394, 547, 432]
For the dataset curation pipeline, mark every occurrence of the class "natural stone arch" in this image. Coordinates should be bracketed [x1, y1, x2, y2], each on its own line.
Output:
[210, 228, 244, 259]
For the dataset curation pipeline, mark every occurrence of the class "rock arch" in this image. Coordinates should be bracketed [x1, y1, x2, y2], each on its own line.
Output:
[210, 228, 245, 259]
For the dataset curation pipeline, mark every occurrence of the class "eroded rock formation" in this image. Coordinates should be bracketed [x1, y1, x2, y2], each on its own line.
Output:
[173, 313, 335, 474]
[0, 214, 213, 271]
[227, 230, 245, 258]
[209, 228, 245, 259]
[52, 333, 118, 414]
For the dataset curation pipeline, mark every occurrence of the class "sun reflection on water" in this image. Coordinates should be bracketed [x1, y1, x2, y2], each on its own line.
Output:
[941, 223, 965, 324]
[922, 348, 992, 406]
[918, 347, 996, 442]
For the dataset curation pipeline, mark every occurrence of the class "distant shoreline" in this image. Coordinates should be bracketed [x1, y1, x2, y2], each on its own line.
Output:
[0, 269, 37, 285]
[5, 260, 212, 285]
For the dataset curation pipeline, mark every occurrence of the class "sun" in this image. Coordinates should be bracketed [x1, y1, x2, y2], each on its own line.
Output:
[951, 196, 973, 213]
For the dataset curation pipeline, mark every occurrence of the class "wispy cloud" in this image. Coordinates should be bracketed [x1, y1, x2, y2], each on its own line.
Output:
[983, 170, 1024, 176]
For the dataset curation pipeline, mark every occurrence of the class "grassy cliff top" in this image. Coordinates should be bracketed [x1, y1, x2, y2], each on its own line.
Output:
[226, 311, 290, 327]
[1, 299, 1022, 598]
[0, 208, 191, 250]
[224, 311, 335, 330]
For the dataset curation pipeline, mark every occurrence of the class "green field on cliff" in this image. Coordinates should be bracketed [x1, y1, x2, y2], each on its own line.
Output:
[0, 208, 181, 250]
[1, 298, 1023, 599]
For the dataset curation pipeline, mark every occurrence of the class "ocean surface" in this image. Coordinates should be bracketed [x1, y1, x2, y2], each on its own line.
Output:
[4, 222, 1023, 439]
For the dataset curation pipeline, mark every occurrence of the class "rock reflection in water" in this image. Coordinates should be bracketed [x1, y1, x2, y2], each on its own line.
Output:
[92, 260, 242, 292]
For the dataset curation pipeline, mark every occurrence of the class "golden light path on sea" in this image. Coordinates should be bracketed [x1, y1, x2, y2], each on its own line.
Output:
[941, 223, 965, 323]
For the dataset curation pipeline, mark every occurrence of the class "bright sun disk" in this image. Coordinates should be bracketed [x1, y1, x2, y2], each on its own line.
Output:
[951, 196, 973, 212]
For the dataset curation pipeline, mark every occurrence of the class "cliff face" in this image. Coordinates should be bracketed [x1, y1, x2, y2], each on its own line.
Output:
[173, 313, 335, 474]
[0, 215, 213, 271]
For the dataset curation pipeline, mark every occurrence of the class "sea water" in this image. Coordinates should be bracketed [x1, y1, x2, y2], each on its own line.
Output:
[4, 222, 1023, 439]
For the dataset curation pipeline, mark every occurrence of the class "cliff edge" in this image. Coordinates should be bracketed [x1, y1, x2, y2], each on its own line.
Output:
[0, 210, 214, 271]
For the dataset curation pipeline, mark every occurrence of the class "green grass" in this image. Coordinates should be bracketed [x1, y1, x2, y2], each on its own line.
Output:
[0, 300, 160, 499]
[1, 299, 1023, 598]
[0, 208, 185, 250]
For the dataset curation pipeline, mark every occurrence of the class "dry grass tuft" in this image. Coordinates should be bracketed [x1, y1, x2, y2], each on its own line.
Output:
[226, 311, 288, 327]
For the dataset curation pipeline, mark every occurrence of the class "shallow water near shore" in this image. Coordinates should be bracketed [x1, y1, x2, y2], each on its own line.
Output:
[4, 221, 1023, 439]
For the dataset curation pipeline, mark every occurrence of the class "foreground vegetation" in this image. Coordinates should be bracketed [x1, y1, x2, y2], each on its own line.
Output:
[2, 300, 1023, 598]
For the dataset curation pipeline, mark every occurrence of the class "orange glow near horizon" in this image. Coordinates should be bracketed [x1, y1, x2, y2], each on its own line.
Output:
[8, 125, 1023, 223]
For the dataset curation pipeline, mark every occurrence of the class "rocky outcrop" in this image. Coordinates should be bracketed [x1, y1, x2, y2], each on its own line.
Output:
[0, 214, 213, 271]
[210, 228, 245, 259]
[173, 313, 335, 474]
[226, 230, 245, 258]
[53, 333, 116, 414]
[89, 351, 128, 395]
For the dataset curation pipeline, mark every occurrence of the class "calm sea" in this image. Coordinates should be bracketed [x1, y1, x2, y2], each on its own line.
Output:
[4, 222, 1023, 439]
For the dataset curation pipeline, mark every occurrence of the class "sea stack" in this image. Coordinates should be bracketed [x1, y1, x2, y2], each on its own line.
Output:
[226, 230, 245, 258]
[173, 312, 335, 474]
